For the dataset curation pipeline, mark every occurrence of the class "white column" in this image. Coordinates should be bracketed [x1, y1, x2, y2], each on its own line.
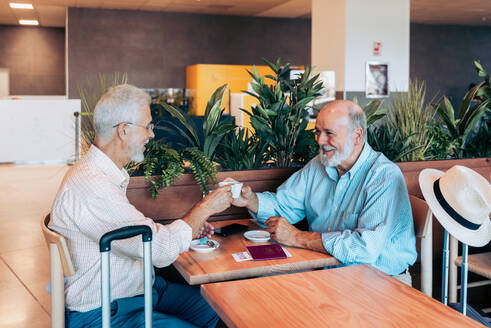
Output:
[311, 0, 410, 99]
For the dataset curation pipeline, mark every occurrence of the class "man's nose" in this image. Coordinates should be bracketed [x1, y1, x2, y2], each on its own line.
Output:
[316, 133, 329, 145]
[149, 129, 155, 139]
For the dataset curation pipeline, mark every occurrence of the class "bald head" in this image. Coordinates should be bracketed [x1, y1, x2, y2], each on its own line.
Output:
[317, 100, 366, 142]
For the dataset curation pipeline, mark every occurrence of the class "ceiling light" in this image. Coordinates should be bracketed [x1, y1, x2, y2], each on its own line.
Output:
[19, 19, 38, 25]
[9, 3, 34, 9]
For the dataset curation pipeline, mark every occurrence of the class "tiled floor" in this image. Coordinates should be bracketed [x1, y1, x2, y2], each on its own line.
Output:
[0, 165, 69, 328]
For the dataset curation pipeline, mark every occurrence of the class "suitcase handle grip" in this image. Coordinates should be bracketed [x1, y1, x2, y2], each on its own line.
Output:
[100, 225, 152, 252]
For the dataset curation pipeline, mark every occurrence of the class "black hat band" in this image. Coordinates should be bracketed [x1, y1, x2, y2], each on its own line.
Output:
[433, 179, 481, 231]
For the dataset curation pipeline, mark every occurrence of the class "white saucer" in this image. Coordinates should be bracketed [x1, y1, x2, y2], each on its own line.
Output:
[190, 239, 220, 253]
[244, 230, 270, 243]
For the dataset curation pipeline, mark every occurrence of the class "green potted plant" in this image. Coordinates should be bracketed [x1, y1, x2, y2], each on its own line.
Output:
[431, 61, 490, 159]
[125, 60, 490, 222]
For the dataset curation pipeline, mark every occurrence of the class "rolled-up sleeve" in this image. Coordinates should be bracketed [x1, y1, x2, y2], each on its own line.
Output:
[252, 166, 311, 224]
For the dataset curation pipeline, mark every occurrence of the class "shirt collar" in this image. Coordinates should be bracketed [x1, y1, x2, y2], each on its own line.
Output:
[345, 142, 372, 180]
[85, 145, 129, 187]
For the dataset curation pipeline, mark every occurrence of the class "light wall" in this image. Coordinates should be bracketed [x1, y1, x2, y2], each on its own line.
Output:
[311, 0, 409, 105]
[344, 0, 410, 92]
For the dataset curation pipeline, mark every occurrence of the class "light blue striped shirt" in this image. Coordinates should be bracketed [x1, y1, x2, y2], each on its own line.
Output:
[254, 143, 417, 275]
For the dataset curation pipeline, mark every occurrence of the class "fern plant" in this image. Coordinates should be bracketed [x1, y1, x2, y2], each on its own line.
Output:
[136, 140, 217, 199]
[242, 58, 323, 168]
[180, 147, 217, 194]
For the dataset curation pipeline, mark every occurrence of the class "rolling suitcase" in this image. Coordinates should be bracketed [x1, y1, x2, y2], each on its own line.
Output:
[99, 225, 153, 328]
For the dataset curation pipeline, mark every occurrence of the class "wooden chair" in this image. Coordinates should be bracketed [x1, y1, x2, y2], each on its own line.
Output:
[41, 214, 75, 328]
[409, 195, 433, 297]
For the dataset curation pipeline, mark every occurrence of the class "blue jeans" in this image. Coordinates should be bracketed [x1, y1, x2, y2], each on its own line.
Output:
[66, 276, 219, 328]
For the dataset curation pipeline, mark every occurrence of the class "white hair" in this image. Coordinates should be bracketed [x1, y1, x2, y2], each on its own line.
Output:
[348, 105, 367, 143]
[93, 84, 151, 145]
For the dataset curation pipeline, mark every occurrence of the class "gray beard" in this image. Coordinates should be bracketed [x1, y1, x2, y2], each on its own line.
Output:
[319, 137, 354, 167]
[131, 149, 145, 163]
[129, 142, 146, 163]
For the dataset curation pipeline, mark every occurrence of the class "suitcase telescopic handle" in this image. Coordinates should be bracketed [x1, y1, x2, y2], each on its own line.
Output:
[99, 225, 152, 252]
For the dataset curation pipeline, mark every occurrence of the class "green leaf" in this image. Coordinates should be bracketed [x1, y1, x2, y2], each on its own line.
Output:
[161, 104, 201, 147]
[367, 114, 386, 126]
[462, 99, 491, 144]
[240, 107, 254, 117]
[432, 101, 458, 139]
[393, 145, 424, 162]
[263, 58, 277, 72]
[474, 60, 487, 77]
[458, 81, 484, 121]
[204, 84, 227, 132]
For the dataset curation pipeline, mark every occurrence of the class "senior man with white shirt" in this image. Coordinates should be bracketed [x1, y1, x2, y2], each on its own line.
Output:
[233, 100, 417, 285]
[50, 84, 232, 327]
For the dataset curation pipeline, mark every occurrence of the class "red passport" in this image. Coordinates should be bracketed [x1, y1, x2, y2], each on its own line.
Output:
[246, 244, 287, 261]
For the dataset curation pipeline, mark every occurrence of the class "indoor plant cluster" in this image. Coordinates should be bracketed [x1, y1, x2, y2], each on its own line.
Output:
[79, 59, 490, 199]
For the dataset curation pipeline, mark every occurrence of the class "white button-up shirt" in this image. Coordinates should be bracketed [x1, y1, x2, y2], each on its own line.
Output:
[50, 145, 192, 312]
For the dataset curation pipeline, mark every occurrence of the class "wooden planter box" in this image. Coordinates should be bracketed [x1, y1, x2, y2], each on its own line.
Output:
[127, 157, 490, 222]
[127, 167, 298, 222]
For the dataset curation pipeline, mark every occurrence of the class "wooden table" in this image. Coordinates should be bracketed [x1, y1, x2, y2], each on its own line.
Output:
[201, 264, 486, 328]
[173, 219, 339, 285]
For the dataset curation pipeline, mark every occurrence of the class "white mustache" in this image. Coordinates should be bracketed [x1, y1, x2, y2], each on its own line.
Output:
[321, 145, 336, 152]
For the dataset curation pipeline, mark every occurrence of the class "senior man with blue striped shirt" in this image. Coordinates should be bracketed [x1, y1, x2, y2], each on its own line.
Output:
[233, 100, 417, 284]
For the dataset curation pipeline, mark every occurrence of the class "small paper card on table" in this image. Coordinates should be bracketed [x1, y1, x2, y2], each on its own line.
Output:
[246, 244, 287, 261]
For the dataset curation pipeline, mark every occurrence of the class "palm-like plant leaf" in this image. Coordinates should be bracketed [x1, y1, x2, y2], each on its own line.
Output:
[432, 99, 458, 138]
[161, 103, 201, 146]
[203, 84, 228, 135]
[458, 81, 484, 122]
[462, 99, 491, 143]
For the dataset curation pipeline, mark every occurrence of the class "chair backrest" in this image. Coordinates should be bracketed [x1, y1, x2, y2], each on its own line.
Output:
[410, 195, 432, 239]
[41, 214, 75, 276]
[41, 214, 75, 328]
[409, 195, 433, 297]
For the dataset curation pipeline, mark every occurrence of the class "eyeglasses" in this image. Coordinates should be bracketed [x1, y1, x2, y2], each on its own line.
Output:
[112, 122, 154, 131]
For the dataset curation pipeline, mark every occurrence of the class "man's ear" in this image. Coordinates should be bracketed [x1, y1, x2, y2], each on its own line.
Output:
[353, 127, 363, 145]
[116, 124, 128, 140]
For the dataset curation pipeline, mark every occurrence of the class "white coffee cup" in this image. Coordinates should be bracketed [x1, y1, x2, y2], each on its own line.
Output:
[218, 180, 243, 198]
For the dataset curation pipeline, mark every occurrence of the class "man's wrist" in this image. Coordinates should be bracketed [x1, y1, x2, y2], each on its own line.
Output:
[295, 231, 323, 250]
[294, 230, 306, 248]
[246, 192, 259, 214]
[194, 199, 214, 219]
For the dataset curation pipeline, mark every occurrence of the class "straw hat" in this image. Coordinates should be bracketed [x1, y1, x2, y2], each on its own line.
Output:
[419, 165, 491, 247]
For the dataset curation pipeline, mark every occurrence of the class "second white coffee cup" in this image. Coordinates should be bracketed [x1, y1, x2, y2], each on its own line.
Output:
[218, 181, 243, 198]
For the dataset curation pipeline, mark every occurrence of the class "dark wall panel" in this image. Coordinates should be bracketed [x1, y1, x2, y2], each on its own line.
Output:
[0, 25, 65, 95]
[67, 8, 311, 98]
[410, 23, 491, 107]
